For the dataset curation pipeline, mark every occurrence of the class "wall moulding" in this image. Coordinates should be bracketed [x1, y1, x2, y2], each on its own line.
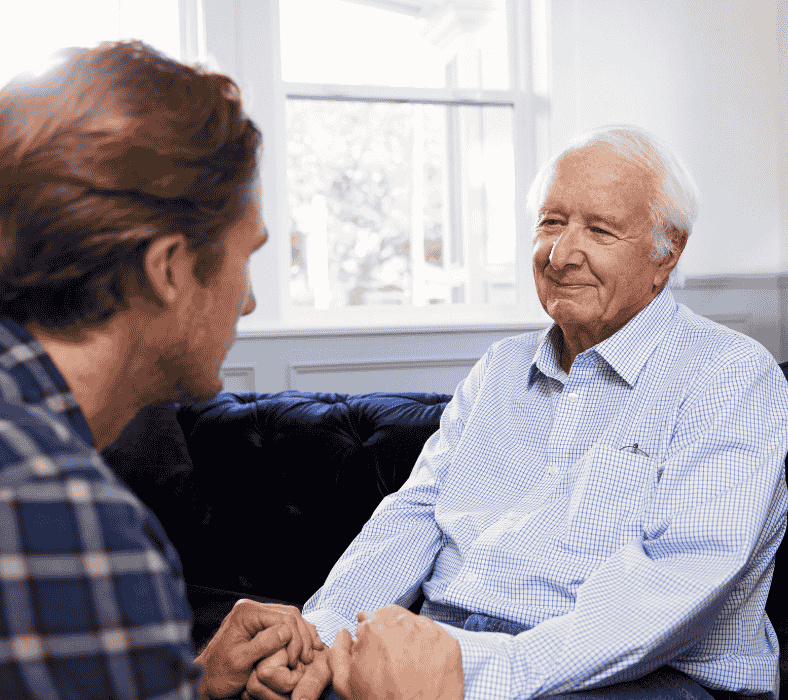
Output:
[220, 365, 256, 392]
[679, 272, 788, 291]
[286, 356, 480, 391]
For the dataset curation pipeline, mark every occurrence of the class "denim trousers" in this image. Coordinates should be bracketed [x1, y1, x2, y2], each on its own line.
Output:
[316, 611, 731, 700]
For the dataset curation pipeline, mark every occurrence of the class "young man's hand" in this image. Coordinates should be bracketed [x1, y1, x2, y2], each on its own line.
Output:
[244, 645, 332, 700]
[330, 604, 463, 700]
[195, 599, 323, 700]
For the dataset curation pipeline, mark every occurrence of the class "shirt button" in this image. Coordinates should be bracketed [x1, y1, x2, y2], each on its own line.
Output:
[548, 464, 558, 476]
[465, 571, 477, 583]
[567, 392, 579, 403]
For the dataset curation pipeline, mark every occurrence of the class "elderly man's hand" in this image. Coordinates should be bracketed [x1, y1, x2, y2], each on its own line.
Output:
[195, 599, 324, 700]
[330, 604, 463, 700]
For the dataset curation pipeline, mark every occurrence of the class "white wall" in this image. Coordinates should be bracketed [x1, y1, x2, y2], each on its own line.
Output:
[550, 0, 783, 276]
[223, 0, 788, 393]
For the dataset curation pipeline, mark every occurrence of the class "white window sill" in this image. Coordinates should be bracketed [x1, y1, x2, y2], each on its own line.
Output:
[236, 305, 553, 339]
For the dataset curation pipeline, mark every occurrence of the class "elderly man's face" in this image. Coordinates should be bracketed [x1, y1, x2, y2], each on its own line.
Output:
[532, 143, 667, 342]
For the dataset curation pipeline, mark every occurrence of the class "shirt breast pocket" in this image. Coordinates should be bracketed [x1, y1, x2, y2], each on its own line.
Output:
[556, 444, 656, 561]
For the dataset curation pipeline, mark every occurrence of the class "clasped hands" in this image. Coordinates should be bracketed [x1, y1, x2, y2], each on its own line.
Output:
[197, 600, 463, 700]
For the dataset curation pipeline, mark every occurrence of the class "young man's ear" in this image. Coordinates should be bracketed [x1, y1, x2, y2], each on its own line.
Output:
[143, 234, 194, 306]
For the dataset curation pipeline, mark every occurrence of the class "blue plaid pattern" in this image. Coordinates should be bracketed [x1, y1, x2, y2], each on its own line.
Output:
[304, 287, 788, 700]
[0, 318, 200, 699]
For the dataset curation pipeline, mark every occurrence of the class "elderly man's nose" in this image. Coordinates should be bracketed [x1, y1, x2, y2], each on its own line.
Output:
[548, 228, 583, 269]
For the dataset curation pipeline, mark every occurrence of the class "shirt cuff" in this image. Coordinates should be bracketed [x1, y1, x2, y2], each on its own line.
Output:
[302, 608, 358, 647]
[434, 621, 515, 700]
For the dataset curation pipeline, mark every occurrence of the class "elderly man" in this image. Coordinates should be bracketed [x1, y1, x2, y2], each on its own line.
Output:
[253, 126, 788, 700]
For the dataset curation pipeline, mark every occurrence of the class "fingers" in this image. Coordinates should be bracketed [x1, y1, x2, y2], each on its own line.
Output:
[328, 628, 353, 700]
[291, 652, 331, 700]
[244, 625, 293, 667]
[307, 620, 325, 651]
[248, 649, 303, 696]
[232, 600, 304, 667]
[224, 601, 324, 681]
[242, 685, 288, 700]
[253, 603, 312, 667]
[291, 610, 315, 665]
[242, 678, 290, 700]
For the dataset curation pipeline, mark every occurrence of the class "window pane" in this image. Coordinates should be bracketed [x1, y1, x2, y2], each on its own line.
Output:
[287, 99, 516, 309]
[279, 0, 510, 90]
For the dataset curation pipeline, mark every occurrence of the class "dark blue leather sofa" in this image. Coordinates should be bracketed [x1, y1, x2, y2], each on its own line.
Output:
[102, 381, 788, 687]
[102, 391, 451, 650]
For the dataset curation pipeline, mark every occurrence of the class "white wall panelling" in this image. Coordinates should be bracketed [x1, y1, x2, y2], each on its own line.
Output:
[286, 357, 480, 393]
[224, 274, 787, 394]
[224, 325, 545, 394]
[220, 366, 257, 392]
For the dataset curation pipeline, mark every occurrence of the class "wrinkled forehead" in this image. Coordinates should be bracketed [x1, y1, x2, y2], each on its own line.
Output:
[539, 144, 655, 214]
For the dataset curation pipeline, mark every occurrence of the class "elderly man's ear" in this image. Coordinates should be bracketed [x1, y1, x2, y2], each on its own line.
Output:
[669, 229, 689, 259]
[655, 228, 689, 288]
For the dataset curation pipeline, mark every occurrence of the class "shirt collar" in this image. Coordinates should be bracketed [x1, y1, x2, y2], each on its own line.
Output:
[0, 317, 96, 447]
[528, 285, 678, 388]
[529, 326, 567, 386]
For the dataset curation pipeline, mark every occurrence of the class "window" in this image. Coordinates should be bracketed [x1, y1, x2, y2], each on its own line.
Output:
[2, 0, 551, 333]
[196, 0, 550, 332]
[0, 0, 180, 89]
[248, 0, 551, 331]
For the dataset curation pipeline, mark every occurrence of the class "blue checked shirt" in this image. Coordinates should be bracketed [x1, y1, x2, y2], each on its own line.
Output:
[0, 318, 200, 699]
[303, 287, 788, 700]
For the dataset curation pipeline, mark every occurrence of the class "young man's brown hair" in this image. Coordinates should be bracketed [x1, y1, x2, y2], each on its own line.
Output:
[0, 40, 261, 329]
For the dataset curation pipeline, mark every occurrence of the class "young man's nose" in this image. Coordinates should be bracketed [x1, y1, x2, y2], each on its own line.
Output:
[242, 289, 257, 316]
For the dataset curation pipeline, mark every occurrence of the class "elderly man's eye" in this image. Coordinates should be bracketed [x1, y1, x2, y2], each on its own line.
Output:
[591, 227, 612, 235]
[539, 218, 561, 227]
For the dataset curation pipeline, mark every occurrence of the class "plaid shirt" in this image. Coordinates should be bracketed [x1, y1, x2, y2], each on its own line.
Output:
[304, 287, 788, 700]
[0, 318, 199, 699]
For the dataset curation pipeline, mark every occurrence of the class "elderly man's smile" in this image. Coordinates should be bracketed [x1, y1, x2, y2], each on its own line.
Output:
[551, 280, 592, 288]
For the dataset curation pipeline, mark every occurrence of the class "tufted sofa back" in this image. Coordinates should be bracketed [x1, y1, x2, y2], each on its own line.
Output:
[103, 391, 451, 614]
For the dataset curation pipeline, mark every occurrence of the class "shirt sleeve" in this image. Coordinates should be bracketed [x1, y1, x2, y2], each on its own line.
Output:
[0, 400, 201, 699]
[302, 348, 494, 647]
[438, 349, 788, 700]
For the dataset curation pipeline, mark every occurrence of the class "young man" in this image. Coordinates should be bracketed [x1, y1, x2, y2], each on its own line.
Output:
[0, 41, 325, 700]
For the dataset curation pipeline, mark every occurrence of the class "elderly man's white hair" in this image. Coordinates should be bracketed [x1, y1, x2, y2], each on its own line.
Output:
[526, 125, 700, 285]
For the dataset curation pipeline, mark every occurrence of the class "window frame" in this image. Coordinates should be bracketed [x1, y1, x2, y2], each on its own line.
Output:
[186, 0, 551, 335]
